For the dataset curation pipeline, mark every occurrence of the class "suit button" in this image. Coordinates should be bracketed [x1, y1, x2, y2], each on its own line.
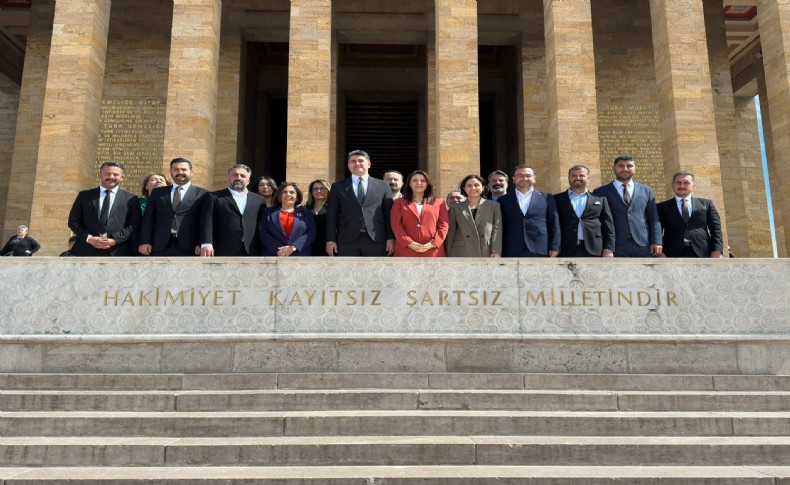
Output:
[416, 224, 421, 228]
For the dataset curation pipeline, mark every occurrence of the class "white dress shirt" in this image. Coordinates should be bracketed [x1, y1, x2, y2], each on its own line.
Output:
[516, 188, 534, 215]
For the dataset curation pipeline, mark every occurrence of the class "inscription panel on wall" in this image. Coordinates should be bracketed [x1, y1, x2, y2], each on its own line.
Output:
[96, 97, 166, 189]
[598, 104, 666, 199]
[1, 260, 789, 337]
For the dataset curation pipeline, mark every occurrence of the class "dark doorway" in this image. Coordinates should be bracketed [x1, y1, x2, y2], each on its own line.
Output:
[344, 100, 419, 178]
[244, 42, 288, 186]
[479, 45, 520, 177]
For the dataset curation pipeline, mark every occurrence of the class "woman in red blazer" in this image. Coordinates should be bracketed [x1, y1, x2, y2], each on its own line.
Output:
[391, 170, 449, 257]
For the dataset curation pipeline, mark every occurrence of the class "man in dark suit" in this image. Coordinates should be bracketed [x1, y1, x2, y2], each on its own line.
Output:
[593, 155, 662, 257]
[67, 161, 142, 256]
[326, 150, 394, 256]
[199, 164, 265, 257]
[499, 165, 560, 257]
[487, 170, 508, 201]
[138, 157, 208, 256]
[657, 171, 723, 258]
[554, 165, 615, 257]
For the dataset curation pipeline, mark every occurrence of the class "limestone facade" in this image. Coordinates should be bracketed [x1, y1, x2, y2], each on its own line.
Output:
[0, 0, 780, 255]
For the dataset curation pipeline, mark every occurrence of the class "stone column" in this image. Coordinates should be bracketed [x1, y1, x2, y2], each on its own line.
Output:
[756, 0, 790, 255]
[735, 96, 773, 257]
[285, 0, 333, 189]
[703, 0, 745, 255]
[756, 59, 783, 256]
[434, 0, 480, 196]
[649, 0, 727, 245]
[520, 23, 548, 183]
[162, 0, 222, 186]
[215, 8, 243, 187]
[28, 0, 110, 254]
[543, 0, 600, 192]
[0, 74, 20, 237]
[2, 0, 54, 238]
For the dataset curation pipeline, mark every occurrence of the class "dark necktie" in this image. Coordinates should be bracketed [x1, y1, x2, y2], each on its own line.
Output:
[98, 189, 111, 234]
[681, 198, 690, 240]
[357, 178, 366, 205]
[622, 184, 631, 206]
[171, 186, 182, 232]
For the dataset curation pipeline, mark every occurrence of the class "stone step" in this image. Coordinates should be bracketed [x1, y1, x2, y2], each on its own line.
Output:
[4, 436, 790, 467]
[5, 389, 790, 412]
[2, 465, 789, 483]
[3, 410, 790, 437]
[4, 373, 790, 391]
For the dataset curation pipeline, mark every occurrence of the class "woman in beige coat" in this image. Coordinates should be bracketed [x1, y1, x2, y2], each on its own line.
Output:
[445, 174, 503, 257]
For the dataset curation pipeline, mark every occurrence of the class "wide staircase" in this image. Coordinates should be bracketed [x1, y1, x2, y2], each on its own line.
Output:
[2, 372, 790, 483]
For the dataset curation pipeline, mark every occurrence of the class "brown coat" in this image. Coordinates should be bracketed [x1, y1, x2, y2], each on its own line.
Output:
[445, 199, 502, 257]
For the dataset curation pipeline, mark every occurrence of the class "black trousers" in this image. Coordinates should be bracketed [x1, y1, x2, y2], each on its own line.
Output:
[337, 232, 387, 256]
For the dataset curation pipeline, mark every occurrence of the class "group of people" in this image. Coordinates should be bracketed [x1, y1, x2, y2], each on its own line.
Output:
[62, 150, 723, 259]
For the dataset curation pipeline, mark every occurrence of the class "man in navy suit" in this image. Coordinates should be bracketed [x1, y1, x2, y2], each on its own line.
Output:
[499, 165, 560, 257]
[199, 164, 265, 257]
[138, 157, 208, 257]
[554, 165, 615, 257]
[593, 156, 662, 257]
[657, 172, 723, 258]
[68, 161, 141, 256]
[325, 150, 394, 256]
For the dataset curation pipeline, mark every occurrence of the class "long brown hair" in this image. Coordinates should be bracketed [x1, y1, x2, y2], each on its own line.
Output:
[402, 170, 436, 204]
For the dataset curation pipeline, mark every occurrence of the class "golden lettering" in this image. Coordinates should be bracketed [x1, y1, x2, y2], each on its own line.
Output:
[421, 292, 434, 306]
[198, 290, 211, 305]
[347, 290, 358, 305]
[491, 291, 501, 306]
[370, 290, 382, 306]
[165, 290, 184, 306]
[667, 291, 678, 306]
[213, 291, 224, 306]
[289, 291, 303, 305]
[439, 290, 450, 305]
[121, 291, 134, 306]
[526, 291, 545, 305]
[103, 290, 118, 306]
[638, 291, 651, 306]
[270, 291, 283, 305]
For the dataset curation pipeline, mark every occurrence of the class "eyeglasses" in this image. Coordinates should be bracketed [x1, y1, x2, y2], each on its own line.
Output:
[311, 187, 328, 192]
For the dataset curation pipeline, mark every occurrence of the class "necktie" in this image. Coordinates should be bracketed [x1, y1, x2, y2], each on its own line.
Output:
[99, 189, 111, 234]
[681, 198, 690, 240]
[622, 184, 631, 206]
[171, 186, 182, 232]
[357, 177, 366, 205]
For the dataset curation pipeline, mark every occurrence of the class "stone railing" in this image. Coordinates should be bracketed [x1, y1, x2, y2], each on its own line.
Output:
[1, 258, 787, 339]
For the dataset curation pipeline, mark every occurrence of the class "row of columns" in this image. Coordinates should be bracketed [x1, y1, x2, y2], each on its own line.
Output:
[6, 0, 790, 255]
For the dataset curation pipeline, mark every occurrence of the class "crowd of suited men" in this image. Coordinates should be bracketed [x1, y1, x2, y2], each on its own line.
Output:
[51, 149, 724, 259]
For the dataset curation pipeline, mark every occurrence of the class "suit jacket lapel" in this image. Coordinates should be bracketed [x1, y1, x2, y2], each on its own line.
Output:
[459, 200, 477, 234]
[90, 188, 101, 219]
[222, 189, 241, 216]
[408, 200, 420, 219]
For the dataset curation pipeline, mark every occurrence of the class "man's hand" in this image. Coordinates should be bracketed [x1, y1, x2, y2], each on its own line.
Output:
[650, 244, 663, 256]
[200, 246, 214, 257]
[326, 242, 337, 256]
[549, 250, 559, 258]
[138, 244, 152, 256]
[710, 250, 723, 258]
[386, 239, 395, 256]
[602, 250, 614, 258]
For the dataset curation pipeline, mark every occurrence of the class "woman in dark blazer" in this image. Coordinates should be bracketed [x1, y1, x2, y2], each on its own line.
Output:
[305, 179, 330, 256]
[259, 182, 316, 256]
[445, 174, 502, 257]
[391, 170, 448, 257]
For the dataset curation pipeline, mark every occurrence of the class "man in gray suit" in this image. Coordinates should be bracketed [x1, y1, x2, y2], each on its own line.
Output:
[593, 155, 662, 257]
[326, 150, 394, 256]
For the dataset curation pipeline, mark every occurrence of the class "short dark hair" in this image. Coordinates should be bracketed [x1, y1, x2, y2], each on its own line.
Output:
[568, 165, 590, 174]
[228, 164, 252, 176]
[672, 171, 695, 183]
[383, 170, 403, 178]
[275, 181, 304, 206]
[170, 157, 192, 170]
[613, 155, 635, 165]
[99, 161, 124, 173]
[487, 170, 507, 181]
[512, 164, 535, 174]
[347, 150, 370, 162]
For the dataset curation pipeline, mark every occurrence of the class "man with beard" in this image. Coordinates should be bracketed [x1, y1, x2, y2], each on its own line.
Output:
[487, 170, 508, 201]
[593, 155, 661, 257]
[383, 170, 404, 199]
[499, 165, 560, 257]
[67, 161, 141, 256]
[199, 164, 265, 256]
[138, 157, 208, 256]
[554, 165, 615, 257]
